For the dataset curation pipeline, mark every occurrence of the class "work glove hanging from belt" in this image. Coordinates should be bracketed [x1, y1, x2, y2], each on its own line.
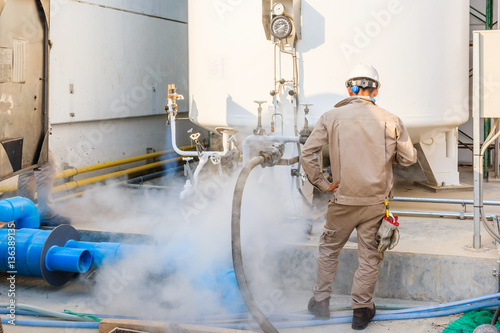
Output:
[376, 212, 400, 253]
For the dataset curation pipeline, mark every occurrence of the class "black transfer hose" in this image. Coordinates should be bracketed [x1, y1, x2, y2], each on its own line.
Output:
[231, 156, 279, 333]
[492, 303, 500, 326]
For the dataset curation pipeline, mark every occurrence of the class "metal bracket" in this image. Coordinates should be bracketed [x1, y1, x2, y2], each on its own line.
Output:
[278, 156, 299, 166]
[464, 245, 490, 252]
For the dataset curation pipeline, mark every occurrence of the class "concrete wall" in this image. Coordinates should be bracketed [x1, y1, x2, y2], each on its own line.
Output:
[278, 244, 498, 303]
[47, 0, 195, 176]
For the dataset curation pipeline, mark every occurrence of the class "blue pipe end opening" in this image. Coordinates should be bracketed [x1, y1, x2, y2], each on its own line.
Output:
[45, 246, 92, 273]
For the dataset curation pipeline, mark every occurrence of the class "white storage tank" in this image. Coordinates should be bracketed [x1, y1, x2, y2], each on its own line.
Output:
[188, 0, 470, 186]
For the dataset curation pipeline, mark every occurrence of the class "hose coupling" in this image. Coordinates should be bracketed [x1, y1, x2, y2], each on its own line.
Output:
[259, 144, 283, 168]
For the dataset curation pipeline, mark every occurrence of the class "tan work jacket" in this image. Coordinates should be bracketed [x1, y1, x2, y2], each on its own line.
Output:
[302, 96, 417, 206]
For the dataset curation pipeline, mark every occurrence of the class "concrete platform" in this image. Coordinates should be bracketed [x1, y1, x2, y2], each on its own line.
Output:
[2, 165, 500, 332]
[280, 216, 499, 303]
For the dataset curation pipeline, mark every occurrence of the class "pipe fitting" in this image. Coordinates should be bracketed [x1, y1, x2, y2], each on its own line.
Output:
[45, 246, 91, 273]
[259, 145, 283, 168]
[0, 197, 40, 229]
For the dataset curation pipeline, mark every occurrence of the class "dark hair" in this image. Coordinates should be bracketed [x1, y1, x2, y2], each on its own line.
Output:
[359, 87, 376, 94]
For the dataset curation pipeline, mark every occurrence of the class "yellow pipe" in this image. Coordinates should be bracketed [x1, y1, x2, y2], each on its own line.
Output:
[56, 145, 194, 179]
[51, 157, 182, 194]
[0, 185, 17, 194]
[0, 145, 195, 193]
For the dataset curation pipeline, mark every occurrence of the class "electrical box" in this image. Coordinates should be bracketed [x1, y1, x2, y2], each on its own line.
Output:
[473, 30, 500, 118]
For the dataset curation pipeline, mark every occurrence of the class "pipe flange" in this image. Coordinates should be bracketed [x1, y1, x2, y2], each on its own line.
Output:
[259, 145, 284, 167]
[40, 225, 81, 286]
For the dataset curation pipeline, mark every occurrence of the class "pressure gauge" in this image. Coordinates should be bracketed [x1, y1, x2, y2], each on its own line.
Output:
[272, 2, 285, 16]
[270, 16, 293, 40]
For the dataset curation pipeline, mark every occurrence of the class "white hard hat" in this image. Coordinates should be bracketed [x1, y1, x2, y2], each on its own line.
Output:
[345, 64, 381, 88]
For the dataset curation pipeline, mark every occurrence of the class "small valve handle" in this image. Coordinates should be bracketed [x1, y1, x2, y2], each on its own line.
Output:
[301, 103, 313, 115]
[190, 133, 201, 141]
[254, 100, 267, 109]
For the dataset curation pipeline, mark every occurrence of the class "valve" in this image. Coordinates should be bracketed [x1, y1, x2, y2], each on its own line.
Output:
[190, 133, 201, 141]
[227, 134, 242, 152]
[299, 103, 313, 144]
[253, 101, 267, 135]
[165, 84, 184, 116]
[210, 154, 222, 165]
[189, 132, 206, 154]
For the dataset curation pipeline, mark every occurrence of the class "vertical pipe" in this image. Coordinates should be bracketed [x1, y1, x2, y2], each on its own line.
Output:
[168, 115, 198, 157]
[495, 0, 500, 179]
[495, 125, 500, 179]
[485, 121, 491, 178]
[486, 0, 494, 29]
[473, 32, 482, 249]
[484, 0, 494, 178]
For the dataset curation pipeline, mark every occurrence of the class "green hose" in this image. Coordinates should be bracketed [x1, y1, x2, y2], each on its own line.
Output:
[0, 303, 97, 322]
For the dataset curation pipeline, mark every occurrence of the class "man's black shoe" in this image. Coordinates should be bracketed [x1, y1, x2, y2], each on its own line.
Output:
[40, 214, 72, 227]
[352, 304, 376, 330]
[307, 296, 330, 319]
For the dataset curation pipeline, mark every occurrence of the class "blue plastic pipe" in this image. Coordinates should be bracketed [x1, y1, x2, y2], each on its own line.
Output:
[0, 228, 95, 278]
[0, 228, 51, 277]
[211, 300, 500, 330]
[45, 246, 91, 273]
[0, 228, 139, 278]
[1, 298, 499, 329]
[0, 196, 39, 228]
[0, 318, 99, 328]
[64, 240, 140, 268]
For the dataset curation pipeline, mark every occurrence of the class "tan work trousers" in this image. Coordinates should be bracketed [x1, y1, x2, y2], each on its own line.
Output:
[313, 201, 385, 310]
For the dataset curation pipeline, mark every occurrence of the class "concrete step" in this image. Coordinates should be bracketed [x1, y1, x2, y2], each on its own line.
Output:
[276, 216, 499, 303]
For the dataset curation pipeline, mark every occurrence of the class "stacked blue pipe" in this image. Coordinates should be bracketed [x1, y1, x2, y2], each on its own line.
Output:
[0, 228, 90, 280]
[0, 227, 140, 285]
[0, 222, 246, 311]
[0, 197, 245, 311]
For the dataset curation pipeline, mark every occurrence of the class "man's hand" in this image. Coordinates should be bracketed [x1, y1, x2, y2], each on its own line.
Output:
[326, 183, 339, 192]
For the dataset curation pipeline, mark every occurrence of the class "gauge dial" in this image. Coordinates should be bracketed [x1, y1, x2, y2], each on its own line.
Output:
[271, 16, 293, 39]
[272, 3, 285, 16]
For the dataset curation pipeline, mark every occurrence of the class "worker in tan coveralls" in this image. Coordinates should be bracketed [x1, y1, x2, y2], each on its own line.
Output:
[301, 64, 417, 330]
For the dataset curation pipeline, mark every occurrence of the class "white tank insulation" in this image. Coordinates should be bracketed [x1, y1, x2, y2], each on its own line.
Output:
[188, 0, 470, 186]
